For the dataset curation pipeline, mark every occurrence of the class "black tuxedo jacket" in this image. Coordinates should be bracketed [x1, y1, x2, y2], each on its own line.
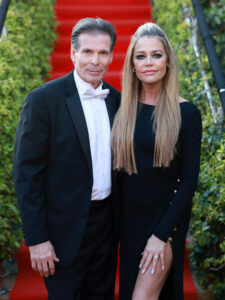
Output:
[13, 70, 121, 267]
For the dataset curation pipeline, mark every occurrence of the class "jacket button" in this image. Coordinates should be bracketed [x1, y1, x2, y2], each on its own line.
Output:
[177, 178, 181, 183]
[174, 189, 177, 194]
[173, 227, 177, 231]
[168, 237, 173, 242]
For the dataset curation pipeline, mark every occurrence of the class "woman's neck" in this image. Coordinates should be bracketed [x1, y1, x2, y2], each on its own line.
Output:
[140, 82, 162, 105]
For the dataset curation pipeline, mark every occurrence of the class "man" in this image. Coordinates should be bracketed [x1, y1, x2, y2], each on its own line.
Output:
[13, 18, 120, 300]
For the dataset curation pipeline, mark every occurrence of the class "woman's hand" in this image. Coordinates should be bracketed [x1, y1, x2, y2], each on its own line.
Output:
[139, 234, 167, 275]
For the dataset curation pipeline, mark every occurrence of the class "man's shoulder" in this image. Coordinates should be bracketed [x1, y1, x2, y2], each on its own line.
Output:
[28, 72, 73, 99]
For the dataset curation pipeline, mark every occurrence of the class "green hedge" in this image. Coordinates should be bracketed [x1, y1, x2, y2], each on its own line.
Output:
[153, 0, 225, 298]
[201, 0, 225, 71]
[0, 0, 57, 260]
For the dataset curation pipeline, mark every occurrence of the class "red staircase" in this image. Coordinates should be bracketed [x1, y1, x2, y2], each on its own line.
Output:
[49, 0, 152, 90]
[10, 1, 197, 299]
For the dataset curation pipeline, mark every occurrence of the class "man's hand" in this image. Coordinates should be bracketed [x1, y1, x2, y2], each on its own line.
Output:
[29, 241, 59, 278]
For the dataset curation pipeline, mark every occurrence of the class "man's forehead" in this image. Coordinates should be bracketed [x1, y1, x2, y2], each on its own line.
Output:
[78, 32, 111, 49]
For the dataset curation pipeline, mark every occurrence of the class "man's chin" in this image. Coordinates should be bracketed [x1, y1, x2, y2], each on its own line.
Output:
[88, 76, 104, 87]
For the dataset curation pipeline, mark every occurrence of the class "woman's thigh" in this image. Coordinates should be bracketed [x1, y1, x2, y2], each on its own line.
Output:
[132, 241, 173, 300]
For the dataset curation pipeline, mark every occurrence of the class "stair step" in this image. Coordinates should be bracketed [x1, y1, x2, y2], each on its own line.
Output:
[48, 73, 122, 90]
[55, 5, 151, 20]
[56, 0, 149, 5]
[49, 70, 122, 79]
[48, 70, 122, 81]
[50, 52, 125, 73]
[50, 0, 151, 93]
[57, 19, 151, 36]
[53, 35, 132, 54]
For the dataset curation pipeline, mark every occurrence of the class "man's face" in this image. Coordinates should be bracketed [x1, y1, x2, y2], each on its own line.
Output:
[71, 32, 113, 89]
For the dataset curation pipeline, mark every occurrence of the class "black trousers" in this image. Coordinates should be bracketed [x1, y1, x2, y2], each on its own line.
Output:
[44, 197, 117, 300]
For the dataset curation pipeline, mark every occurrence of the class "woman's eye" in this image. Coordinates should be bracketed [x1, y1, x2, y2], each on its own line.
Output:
[153, 53, 162, 58]
[136, 55, 145, 60]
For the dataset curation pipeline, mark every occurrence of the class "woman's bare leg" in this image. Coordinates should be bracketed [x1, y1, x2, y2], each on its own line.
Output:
[132, 241, 173, 300]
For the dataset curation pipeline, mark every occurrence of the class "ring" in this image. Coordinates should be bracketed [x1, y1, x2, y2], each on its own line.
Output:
[154, 255, 158, 259]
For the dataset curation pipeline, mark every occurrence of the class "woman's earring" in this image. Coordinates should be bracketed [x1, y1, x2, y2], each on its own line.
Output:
[132, 67, 135, 72]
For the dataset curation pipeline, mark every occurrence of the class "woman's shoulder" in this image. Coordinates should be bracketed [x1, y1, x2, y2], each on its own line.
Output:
[179, 97, 202, 132]
[179, 97, 200, 116]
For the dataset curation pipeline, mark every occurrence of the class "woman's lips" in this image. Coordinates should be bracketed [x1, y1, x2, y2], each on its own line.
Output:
[143, 70, 157, 75]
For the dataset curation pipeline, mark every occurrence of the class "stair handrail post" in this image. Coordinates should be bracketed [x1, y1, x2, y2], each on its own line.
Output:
[0, 0, 10, 37]
[191, 0, 225, 114]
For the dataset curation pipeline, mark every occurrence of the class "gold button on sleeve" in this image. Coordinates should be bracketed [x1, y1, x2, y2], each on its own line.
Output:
[174, 189, 177, 194]
[168, 237, 173, 242]
[173, 227, 177, 231]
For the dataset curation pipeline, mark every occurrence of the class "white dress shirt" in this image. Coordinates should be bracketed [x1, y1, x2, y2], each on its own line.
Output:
[73, 70, 111, 200]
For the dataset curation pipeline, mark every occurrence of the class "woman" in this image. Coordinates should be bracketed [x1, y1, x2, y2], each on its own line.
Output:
[111, 23, 202, 300]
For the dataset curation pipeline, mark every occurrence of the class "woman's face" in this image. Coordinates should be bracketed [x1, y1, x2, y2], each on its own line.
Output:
[133, 36, 168, 86]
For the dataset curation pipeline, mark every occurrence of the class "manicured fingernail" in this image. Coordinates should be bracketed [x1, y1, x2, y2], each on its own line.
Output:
[151, 269, 154, 275]
[162, 266, 165, 270]
[139, 264, 142, 268]
[141, 269, 145, 274]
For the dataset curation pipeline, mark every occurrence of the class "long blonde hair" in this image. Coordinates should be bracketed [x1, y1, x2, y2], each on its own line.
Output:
[111, 23, 181, 175]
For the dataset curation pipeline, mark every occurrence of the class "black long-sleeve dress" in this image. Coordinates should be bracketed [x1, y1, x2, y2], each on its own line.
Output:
[119, 101, 202, 300]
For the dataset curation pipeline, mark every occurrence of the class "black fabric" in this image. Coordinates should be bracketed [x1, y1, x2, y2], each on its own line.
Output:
[44, 197, 117, 300]
[13, 70, 120, 268]
[118, 102, 202, 300]
[13, 70, 121, 298]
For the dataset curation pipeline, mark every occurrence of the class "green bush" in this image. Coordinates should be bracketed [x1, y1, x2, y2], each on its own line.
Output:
[201, 0, 225, 71]
[190, 115, 225, 297]
[153, 0, 225, 298]
[0, 0, 57, 260]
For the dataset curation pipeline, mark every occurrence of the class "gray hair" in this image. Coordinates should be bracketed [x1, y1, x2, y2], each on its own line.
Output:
[71, 18, 117, 52]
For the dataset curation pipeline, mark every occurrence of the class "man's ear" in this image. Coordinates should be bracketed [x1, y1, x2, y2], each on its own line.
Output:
[70, 46, 76, 65]
[109, 53, 113, 64]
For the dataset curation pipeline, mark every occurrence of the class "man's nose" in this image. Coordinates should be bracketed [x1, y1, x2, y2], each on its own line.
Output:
[91, 53, 99, 65]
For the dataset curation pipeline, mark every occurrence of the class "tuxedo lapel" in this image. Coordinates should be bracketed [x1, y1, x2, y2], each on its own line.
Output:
[103, 83, 116, 129]
[64, 72, 92, 173]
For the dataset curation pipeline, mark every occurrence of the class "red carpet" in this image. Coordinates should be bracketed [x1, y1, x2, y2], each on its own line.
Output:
[48, 0, 152, 90]
[10, 0, 197, 299]
[9, 244, 48, 300]
[10, 245, 197, 300]
[183, 247, 198, 300]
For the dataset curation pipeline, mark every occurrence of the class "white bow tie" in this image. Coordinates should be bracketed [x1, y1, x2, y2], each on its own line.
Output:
[82, 88, 110, 100]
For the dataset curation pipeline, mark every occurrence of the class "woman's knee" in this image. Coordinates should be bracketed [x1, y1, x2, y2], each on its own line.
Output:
[132, 289, 145, 300]
[132, 287, 158, 300]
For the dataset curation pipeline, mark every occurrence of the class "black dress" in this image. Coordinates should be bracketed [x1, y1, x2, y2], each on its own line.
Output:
[119, 102, 202, 300]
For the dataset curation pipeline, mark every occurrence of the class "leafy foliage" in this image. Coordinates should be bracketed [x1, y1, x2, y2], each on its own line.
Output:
[201, 0, 225, 71]
[0, 0, 57, 260]
[153, 0, 225, 298]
